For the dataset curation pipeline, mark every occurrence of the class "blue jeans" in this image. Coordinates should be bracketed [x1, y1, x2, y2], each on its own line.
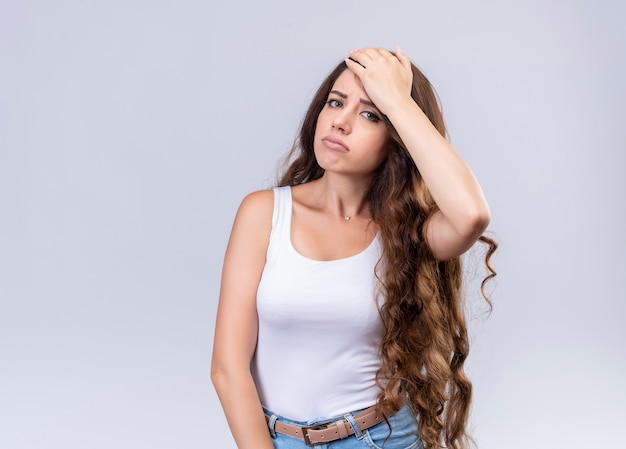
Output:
[263, 402, 423, 449]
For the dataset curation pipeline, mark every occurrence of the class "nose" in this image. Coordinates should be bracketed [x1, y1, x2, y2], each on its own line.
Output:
[331, 109, 352, 134]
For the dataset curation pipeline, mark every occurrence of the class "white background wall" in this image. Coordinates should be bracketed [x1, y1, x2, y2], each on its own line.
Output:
[1, 1, 624, 448]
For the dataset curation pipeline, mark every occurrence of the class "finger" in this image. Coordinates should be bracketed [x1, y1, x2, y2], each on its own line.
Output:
[374, 47, 395, 59]
[345, 57, 366, 75]
[361, 47, 395, 62]
[347, 56, 366, 69]
[395, 46, 412, 71]
[352, 47, 402, 69]
[349, 48, 376, 64]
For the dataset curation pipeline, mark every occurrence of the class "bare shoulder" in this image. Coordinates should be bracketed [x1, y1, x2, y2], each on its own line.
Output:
[230, 189, 274, 247]
[236, 189, 274, 223]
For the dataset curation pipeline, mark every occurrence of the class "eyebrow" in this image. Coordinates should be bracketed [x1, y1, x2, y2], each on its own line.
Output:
[329, 90, 379, 111]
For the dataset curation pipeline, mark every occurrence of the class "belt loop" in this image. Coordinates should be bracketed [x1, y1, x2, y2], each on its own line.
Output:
[343, 412, 364, 440]
[267, 413, 279, 439]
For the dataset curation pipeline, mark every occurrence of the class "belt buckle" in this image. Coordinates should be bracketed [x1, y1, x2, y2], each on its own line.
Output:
[301, 423, 328, 447]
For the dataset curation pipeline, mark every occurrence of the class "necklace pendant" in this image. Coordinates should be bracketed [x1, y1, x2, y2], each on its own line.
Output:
[344, 216, 351, 221]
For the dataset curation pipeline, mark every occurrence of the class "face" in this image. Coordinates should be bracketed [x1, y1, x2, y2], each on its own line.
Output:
[314, 70, 390, 177]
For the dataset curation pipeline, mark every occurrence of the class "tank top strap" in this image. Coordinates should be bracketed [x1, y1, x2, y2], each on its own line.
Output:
[267, 186, 293, 260]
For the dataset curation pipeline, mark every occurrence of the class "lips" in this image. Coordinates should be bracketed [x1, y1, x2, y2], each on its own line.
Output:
[321, 136, 349, 152]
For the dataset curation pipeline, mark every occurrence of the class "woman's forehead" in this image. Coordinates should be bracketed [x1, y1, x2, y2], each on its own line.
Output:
[330, 70, 368, 98]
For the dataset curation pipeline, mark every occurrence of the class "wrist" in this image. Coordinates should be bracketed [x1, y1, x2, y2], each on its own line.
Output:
[383, 96, 425, 125]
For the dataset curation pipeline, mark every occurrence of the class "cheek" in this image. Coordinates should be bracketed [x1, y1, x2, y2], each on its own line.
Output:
[314, 118, 323, 137]
[370, 131, 390, 155]
[313, 114, 328, 142]
[372, 135, 391, 166]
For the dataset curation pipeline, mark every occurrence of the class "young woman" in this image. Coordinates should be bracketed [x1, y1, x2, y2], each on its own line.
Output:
[211, 47, 496, 449]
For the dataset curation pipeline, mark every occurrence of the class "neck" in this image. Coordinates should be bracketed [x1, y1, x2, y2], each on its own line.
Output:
[311, 174, 371, 221]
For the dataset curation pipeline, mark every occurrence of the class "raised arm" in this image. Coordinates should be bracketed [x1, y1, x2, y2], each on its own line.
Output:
[346, 48, 490, 260]
[211, 190, 275, 449]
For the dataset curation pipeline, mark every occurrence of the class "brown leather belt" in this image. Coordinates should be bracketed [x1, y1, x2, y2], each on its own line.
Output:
[265, 404, 384, 446]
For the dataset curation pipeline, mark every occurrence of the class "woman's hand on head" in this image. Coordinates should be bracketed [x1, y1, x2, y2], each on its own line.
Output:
[345, 47, 414, 115]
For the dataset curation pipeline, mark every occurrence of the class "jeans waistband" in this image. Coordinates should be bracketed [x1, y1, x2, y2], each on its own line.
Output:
[263, 404, 385, 446]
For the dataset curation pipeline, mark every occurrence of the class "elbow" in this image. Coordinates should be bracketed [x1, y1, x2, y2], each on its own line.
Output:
[211, 357, 251, 395]
[210, 359, 228, 393]
[474, 205, 491, 234]
[461, 204, 491, 239]
[427, 203, 491, 261]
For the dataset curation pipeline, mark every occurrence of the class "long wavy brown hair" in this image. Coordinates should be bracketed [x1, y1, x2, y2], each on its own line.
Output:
[278, 58, 497, 449]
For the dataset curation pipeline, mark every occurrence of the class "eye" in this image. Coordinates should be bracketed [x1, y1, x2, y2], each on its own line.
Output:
[326, 98, 342, 108]
[361, 110, 381, 122]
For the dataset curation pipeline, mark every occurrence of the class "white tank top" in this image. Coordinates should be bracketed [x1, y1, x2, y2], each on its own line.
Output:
[253, 186, 384, 421]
